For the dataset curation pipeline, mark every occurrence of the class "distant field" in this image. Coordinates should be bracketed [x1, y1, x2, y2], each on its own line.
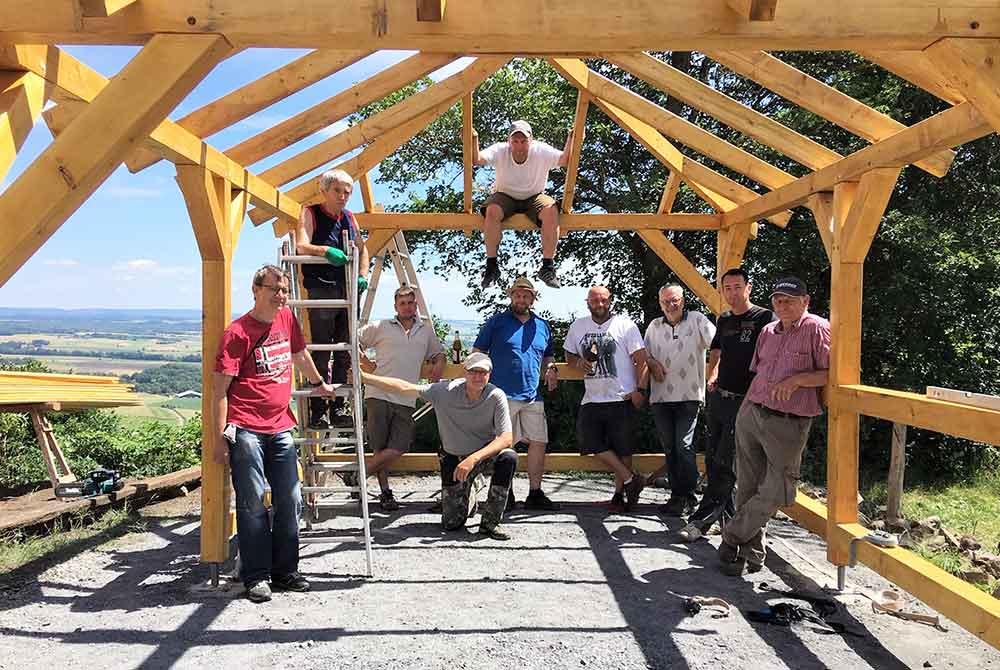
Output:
[115, 393, 200, 425]
[0, 332, 200, 357]
[2, 354, 175, 376]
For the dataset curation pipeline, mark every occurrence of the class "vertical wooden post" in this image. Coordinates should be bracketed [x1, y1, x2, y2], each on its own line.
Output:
[177, 165, 247, 566]
[461, 92, 474, 214]
[886, 422, 908, 524]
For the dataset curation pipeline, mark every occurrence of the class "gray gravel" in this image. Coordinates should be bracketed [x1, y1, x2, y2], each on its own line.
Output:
[1, 474, 998, 670]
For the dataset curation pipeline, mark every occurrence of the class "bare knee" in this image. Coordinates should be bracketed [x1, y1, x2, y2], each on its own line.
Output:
[484, 204, 504, 224]
[539, 205, 558, 227]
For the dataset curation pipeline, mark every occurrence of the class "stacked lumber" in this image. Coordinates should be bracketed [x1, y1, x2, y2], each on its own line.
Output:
[0, 370, 142, 410]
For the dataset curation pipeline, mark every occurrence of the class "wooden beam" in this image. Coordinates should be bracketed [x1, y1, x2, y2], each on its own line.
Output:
[561, 90, 589, 213]
[416, 0, 446, 21]
[840, 167, 901, 262]
[858, 50, 967, 105]
[3, 44, 300, 224]
[706, 50, 955, 177]
[257, 96, 460, 229]
[806, 191, 834, 260]
[549, 57, 795, 192]
[176, 164, 246, 565]
[725, 0, 778, 21]
[927, 386, 1000, 412]
[637, 230, 724, 315]
[461, 92, 474, 212]
[925, 38, 1000, 134]
[224, 52, 456, 168]
[608, 52, 842, 171]
[722, 101, 993, 226]
[657, 170, 682, 215]
[0, 35, 230, 287]
[0, 71, 47, 183]
[355, 212, 720, 231]
[4, 2, 1000, 51]
[78, 0, 140, 17]
[128, 49, 372, 171]
[836, 384, 1000, 448]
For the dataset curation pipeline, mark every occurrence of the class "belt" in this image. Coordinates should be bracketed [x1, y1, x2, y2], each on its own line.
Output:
[752, 402, 808, 420]
[716, 388, 744, 399]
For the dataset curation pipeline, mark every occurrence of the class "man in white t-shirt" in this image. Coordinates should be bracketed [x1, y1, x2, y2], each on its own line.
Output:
[639, 284, 716, 517]
[473, 120, 574, 289]
[564, 286, 649, 513]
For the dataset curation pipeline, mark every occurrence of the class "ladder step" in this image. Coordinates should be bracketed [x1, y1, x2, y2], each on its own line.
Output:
[294, 437, 357, 446]
[299, 535, 365, 544]
[305, 343, 352, 352]
[287, 299, 350, 309]
[292, 386, 354, 398]
[301, 485, 362, 494]
[305, 462, 359, 472]
[310, 499, 364, 509]
[281, 255, 345, 265]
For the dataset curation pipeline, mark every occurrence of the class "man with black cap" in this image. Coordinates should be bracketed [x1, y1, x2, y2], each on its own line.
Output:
[473, 120, 575, 289]
[718, 276, 830, 576]
[361, 352, 517, 540]
[474, 276, 560, 510]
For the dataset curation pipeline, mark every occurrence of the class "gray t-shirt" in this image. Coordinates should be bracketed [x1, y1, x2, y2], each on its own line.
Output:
[418, 379, 512, 456]
[359, 317, 443, 407]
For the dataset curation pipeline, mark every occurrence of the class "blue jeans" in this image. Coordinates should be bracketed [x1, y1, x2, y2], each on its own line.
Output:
[229, 428, 301, 586]
[651, 400, 701, 499]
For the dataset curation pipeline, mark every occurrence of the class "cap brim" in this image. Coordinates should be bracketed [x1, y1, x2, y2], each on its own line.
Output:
[465, 365, 491, 372]
[770, 291, 804, 298]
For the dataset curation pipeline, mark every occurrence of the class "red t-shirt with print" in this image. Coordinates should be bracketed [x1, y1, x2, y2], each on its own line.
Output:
[215, 307, 306, 433]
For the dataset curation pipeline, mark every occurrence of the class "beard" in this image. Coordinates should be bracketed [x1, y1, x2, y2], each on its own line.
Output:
[589, 306, 610, 321]
[510, 303, 530, 316]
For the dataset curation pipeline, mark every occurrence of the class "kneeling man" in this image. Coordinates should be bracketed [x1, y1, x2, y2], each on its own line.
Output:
[362, 353, 517, 540]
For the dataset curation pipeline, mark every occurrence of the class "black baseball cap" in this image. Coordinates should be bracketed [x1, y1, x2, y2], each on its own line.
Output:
[770, 276, 808, 298]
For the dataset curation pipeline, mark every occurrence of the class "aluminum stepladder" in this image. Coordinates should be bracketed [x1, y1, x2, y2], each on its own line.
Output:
[360, 231, 431, 326]
[280, 233, 373, 577]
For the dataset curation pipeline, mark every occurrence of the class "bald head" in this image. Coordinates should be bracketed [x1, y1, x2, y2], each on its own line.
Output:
[586, 285, 612, 323]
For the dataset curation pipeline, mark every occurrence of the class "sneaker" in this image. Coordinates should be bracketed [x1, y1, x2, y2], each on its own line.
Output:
[482, 263, 501, 289]
[607, 491, 626, 514]
[307, 416, 330, 430]
[720, 557, 746, 577]
[246, 580, 272, 603]
[537, 265, 561, 289]
[524, 490, 560, 511]
[271, 573, 310, 592]
[478, 524, 511, 541]
[506, 489, 517, 512]
[677, 524, 702, 543]
[659, 495, 696, 517]
[717, 540, 745, 576]
[331, 409, 354, 428]
[623, 474, 646, 511]
[378, 489, 400, 511]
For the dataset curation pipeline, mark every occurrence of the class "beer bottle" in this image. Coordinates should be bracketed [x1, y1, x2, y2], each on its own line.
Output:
[451, 330, 463, 364]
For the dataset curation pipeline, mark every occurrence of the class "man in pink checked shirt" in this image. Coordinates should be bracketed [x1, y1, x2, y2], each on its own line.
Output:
[718, 276, 831, 577]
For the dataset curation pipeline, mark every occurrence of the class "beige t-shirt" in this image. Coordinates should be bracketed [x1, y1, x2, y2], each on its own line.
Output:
[359, 317, 444, 407]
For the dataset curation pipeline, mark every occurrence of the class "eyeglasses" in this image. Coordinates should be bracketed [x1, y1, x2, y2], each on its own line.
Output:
[257, 283, 290, 295]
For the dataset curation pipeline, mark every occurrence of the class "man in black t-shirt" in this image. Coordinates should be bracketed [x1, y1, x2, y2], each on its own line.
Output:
[678, 268, 775, 542]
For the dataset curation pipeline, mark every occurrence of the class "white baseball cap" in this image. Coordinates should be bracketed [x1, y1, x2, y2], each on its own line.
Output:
[463, 352, 493, 372]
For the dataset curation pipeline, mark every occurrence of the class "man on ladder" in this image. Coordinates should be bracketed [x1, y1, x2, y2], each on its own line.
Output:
[294, 169, 370, 429]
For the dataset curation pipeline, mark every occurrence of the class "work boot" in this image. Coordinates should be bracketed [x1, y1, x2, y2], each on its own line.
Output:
[718, 540, 745, 576]
[378, 489, 400, 511]
[623, 474, 646, 511]
[480, 484, 510, 537]
[271, 573, 310, 592]
[441, 483, 474, 530]
[246, 581, 272, 603]
[481, 262, 501, 289]
[677, 523, 703, 543]
[506, 489, 517, 512]
[478, 524, 511, 541]
[537, 264, 561, 289]
[524, 489, 560, 511]
[659, 494, 696, 517]
[330, 406, 354, 428]
[607, 490, 626, 514]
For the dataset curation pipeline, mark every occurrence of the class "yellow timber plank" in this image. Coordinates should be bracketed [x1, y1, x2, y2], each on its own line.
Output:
[462, 92, 474, 212]
[0, 71, 47, 183]
[561, 90, 589, 213]
[859, 50, 967, 106]
[924, 38, 1000, 135]
[78, 0, 140, 17]
[637, 231, 724, 316]
[706, 50, 954, 177]
[725, 0, 778, 21]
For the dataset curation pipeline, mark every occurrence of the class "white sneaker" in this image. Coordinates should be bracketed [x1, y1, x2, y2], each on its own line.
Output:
[678, 524, 702, 543]
[246, 581, 272, 603]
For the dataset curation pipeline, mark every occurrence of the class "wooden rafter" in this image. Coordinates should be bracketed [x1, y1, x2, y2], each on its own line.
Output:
[354, 212, 719, 231]
[461, 92, 474, 212]
[722, 101, 993, 226]
[561, 90, 589, 214]
[858, 50, 967, 105]
[224, 52, 456, 167]
[725, 0, 778, 21]
[4, 2, 1000, 51]
[925, 38, 1000, 134]
[608, 52, 842, 171]
[0, 71, 48, 183]
[657, 170, 682, 214]
[706, 50, 955, 177]
[0, 35, 231, 287]
[2, 44, 300, 224]
[638, 229, 723, 315]
[78, 0, 140, 17]
[549, 57, 794, 192]
[128, 49, 372, 171]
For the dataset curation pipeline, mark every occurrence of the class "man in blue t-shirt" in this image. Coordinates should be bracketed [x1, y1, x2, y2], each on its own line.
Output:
[473, 277, 559, 510]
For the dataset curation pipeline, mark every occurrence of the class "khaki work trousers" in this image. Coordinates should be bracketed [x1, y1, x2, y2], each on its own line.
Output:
[722, 401, 812, 566]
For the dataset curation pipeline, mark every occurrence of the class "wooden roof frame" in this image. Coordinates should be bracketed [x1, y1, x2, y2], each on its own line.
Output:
[2, 1, 1000, 650]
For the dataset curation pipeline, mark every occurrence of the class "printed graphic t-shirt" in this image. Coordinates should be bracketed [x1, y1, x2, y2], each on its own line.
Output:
[215, 307, 306, 433]
[709, 305, 775, 394]
[479, 141, 562, 199]
[564, 314, 645, 404]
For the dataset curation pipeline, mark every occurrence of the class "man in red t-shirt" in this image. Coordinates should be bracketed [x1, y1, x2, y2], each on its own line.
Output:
[213, 264, 335, 603]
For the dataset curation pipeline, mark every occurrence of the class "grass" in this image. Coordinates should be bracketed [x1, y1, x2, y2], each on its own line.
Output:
[114, 393, 200, 425]
[0, 506, 148, 575]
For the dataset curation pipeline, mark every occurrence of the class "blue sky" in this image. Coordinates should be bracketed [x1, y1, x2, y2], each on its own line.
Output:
[0, 47, 591, 322]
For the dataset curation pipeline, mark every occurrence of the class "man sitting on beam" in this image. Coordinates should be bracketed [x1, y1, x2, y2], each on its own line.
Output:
[473, 120, 574, 289]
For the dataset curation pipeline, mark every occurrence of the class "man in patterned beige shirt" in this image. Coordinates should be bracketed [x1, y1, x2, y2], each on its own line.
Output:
[640, 284, 716, 517]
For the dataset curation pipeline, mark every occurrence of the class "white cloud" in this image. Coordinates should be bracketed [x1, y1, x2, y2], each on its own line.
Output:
[125, 259, 159, 270]
[103, 186, 164, 199]
[42, 259, 80, 267]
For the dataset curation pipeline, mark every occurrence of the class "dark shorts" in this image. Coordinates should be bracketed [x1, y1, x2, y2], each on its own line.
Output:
[480, 191, 556, 226]
[576, 400, 636, 458]
[365, 398, 415, 454]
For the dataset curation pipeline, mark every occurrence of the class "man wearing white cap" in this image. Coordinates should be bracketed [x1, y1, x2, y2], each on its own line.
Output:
[361, 352, 517, 539]
[473, 120, 575, 289]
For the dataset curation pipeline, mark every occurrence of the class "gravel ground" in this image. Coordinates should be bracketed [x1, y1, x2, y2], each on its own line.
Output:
[1, 474, 998, 670]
